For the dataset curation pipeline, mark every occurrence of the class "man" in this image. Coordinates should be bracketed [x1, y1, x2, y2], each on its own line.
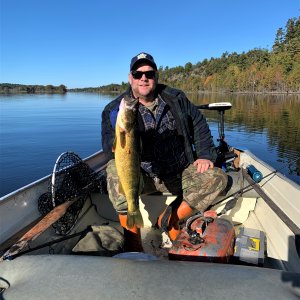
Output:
[101, 52, 227, 252]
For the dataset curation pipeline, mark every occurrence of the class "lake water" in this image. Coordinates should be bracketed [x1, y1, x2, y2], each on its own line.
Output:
[0, 92, 299, 197]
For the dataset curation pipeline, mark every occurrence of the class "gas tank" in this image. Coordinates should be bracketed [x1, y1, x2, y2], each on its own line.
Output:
[168, 211, 235, 263]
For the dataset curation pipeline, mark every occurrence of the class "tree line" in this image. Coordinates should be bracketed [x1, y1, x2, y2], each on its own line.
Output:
[69, 82, 129, 93]
[77, 16, 299, 94]
[160, 16, 300, 93]
[0, 83, 67, 94]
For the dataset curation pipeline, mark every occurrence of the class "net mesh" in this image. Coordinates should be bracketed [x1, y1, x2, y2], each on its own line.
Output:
[38, 152, 107, 235]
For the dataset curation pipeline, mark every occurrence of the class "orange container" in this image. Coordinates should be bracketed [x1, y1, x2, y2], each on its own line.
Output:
[168, 214, 235, 263]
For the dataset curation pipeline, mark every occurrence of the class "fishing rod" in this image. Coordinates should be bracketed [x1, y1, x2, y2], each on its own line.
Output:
[1, 226, 93, 261]
[214, 168, 278, 215]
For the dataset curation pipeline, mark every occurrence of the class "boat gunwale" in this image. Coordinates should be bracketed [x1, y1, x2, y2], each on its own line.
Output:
[0, 150, 106, 205]
[241, 149, 300, 190]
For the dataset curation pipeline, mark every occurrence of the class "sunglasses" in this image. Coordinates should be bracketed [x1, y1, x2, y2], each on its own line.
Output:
[131, 70, 156, 80]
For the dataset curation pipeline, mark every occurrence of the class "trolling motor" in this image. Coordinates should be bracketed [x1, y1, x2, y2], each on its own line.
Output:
[197, 102, 237, 170]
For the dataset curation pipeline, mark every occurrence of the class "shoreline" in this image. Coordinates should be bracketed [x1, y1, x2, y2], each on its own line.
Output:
[193, 90, 300, 95]
[1, 89, 300, 95]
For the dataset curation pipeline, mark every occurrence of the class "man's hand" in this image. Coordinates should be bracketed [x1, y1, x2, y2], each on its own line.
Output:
[193, 159, 214, 173]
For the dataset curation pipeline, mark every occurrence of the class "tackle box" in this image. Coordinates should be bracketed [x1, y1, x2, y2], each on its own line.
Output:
[233, 227, 265, 266]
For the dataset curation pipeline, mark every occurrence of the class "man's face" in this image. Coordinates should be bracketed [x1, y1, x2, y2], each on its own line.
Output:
[128, 64, 158, 101]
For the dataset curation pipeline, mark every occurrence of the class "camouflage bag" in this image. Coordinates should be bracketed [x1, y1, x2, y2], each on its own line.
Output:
[72, 225, 124, 256]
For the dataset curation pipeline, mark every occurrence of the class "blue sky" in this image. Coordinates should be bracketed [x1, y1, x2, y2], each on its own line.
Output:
[1, 0, 299, 89]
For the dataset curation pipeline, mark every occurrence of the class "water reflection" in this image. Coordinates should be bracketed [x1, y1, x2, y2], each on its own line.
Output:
[0, 92, 299, 197]
[188, 93, 300, 184]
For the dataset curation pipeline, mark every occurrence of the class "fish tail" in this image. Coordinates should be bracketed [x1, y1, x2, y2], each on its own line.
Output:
[127, 209, 144, 229]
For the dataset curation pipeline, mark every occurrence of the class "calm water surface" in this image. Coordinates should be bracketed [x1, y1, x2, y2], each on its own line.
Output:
[0, 92, 299, 197]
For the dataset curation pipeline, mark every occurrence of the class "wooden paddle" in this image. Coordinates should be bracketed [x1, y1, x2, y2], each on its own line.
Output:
[0, 199, 76, 261]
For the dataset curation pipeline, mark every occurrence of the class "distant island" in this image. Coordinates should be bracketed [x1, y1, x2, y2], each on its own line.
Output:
[68, 83, 129, 94]
[1, 17, 299, 95]
[0, 83, 67, 94]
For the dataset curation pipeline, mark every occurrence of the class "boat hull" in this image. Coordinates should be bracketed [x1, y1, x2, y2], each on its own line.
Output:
[0, 255, 299, 299]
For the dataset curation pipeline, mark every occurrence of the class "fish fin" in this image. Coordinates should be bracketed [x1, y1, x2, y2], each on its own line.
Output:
[112, 137, 116, 152]
[120, 131, 126, 148]
[138, 177, 143, 194]
[118, 182, 125, 195]
[118, 126, 126, 133]
[127, 209, 144, 229]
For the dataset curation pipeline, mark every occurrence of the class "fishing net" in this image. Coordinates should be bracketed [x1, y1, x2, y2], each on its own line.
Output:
[38, 151, 107, 235]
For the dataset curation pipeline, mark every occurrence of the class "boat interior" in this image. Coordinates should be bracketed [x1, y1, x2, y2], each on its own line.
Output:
[1, 152, 300, 299]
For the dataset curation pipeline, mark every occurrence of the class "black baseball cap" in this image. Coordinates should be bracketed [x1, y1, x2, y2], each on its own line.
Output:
[130, 52, 157, 71]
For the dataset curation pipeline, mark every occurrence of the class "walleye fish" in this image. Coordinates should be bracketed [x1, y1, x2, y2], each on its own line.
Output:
[113, 95, 143, 228]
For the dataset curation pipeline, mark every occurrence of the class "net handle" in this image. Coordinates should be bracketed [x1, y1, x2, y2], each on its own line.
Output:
[51, 151, 82, 207]
[51, 151, 69, 207]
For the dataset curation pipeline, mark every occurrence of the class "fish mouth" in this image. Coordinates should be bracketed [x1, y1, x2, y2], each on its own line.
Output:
[124, 97, 139, 110]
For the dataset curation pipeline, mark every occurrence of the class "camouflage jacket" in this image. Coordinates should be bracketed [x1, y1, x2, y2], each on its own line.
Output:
[101, 84, 217, 163]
